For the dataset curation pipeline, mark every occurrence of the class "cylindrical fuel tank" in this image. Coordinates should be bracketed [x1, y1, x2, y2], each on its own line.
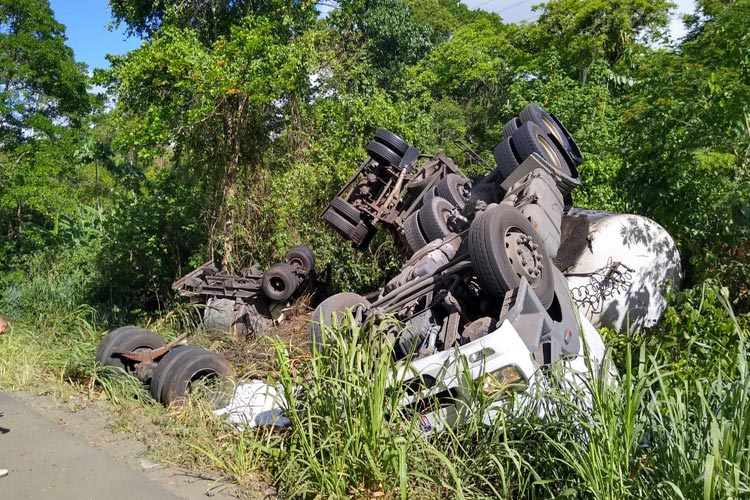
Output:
[559, 209, 682, 332]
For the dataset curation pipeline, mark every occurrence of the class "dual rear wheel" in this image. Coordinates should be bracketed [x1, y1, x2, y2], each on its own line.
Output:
[96, 328, 234, 407]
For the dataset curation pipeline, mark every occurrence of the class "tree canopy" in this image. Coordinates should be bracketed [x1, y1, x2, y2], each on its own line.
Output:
[2, 0, 749, 313]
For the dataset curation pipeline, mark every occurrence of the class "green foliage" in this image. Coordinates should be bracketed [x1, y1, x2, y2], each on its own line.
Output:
[635, 282, 746, 380]
[94, 169, 208, 314]
[109, 0, 317, 43]
[0, 0, 89, 141]
[0, 207, 106, 323]
[105, 12, 319, 267]
[0, 0, 92, 270]
[529, 0, 674, 84]
[621, 1, 750, 307]
[409, 17, 525, 150]
[269, 314, 444, 498]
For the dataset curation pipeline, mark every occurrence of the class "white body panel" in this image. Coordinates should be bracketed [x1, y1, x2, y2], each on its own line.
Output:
[215, 315, 609, 431]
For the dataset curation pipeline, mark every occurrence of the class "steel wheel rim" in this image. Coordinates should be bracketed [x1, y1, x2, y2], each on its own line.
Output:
[536, 133, 563, 170]
[504, 227, 544, 286]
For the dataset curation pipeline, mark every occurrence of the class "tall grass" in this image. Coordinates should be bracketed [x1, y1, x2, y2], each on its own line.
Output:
[195, 285, 750, 500]
[0, 305, 101, 391]
[3, 261, 749, 500]
[645, 288, 750, 499]
[268, 312, 441, 498]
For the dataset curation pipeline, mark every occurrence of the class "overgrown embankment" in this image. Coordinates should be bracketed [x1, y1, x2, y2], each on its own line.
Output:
[1, 282, 749, 499]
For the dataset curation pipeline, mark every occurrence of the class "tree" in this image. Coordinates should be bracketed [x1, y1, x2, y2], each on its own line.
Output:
[529, 0, 673, 85]
[107, 14, 317, 268]
[408, 17, 526, 150]
[621, 0, 750, 307]
[327, 0, 435, 92]
[0, 0, 90, 265]
[109, 0, 317, 44]
[0, 0, 89, 143]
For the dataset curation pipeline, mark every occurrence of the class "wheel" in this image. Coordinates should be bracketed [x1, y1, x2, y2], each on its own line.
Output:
[324, 207, 357, 238]
[351, 220, 374, 246]
[403, 211, 428, 252]
[309, 292, 370, 347]
[366, 141, 402, 167]
[407, 167, 433, 194]
[330, 197, 361, 225]
[150, 345, 203, 403]
[154, 346, 234, 408]
[511, 121, 570, 175]
[261, 262, 299, 302]
[374, 129, 409, 156]
[502, 116, 522, 139]
[422, 186, 438, 207]
[96, 326, 165, 380]
[520, 103, 581, 166]
[284, 245, 315, 274]
[436, 173, 471, 209]
[418, 196, 455, 242]
[490, 138, 520, 182]
[549, 112, 583, 165]
[96, 326, 143, 367]
[468, 204, 555, 308]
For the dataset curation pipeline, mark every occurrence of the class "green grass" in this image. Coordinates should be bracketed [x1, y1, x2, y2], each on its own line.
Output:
[1, 282, 749, 499]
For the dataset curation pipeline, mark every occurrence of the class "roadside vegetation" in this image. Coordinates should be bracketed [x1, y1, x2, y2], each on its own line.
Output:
[1, 0, 749, 498]
[1, 282, 749, 499]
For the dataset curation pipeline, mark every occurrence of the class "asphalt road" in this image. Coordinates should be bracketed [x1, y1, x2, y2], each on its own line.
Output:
[0, 392, 181, 500]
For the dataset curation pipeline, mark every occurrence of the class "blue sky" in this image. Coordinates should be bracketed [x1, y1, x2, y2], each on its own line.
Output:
[50, 0, 696, 71]
[49, 0, 141, 70]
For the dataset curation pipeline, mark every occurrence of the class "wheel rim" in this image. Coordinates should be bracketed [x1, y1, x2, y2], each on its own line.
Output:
[457, 178, 471, 201]
[269, 276, 287, 294]
[504, 227, 545, 286]
[536, 133, 563, 170]
[440, 205, 452, 221]
[288, 257, 304, 269]
[188, 370, 232, 407]
[542, 114, 565, 146]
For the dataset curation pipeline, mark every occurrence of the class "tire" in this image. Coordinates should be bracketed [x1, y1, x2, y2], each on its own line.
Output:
[154, 346, 235, 408]
[422, 186, 438, 207]
[261, 262, 299, 302]
[520, 102, 581, 160]
[436, 173, 471, 209]
[374, 129, 409, 157]
[351, 220, 374, 246]
[96, 326, 165, 379]
[407, 175, 431, 194]
[284, 245, 315, 274]
[520, 103, 581, 166]
[330, 197, 361, 225]
[309, 293, 370, 347]
[150, 345, 203, 403]
[503, 116, 522, 139]
[491, 138, 521, 181]
[366, 141, 402, 167]
[418, 196, 455, 242]
[96, 326, 143, 367]
[511, 121, 570, 175]
[468, 204, 555, 308]
[324, 207, 357, 238]
[549, 112, 583, 165]
[403, 211, 428, 252]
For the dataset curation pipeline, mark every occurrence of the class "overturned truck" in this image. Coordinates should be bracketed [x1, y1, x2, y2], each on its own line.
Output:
[219, 103, 682, 429]
[95, 246, 315, 407]
[96, 103, 682, 423]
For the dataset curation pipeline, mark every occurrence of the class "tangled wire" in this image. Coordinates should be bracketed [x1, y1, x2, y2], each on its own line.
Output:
[567, 258, 634, 315]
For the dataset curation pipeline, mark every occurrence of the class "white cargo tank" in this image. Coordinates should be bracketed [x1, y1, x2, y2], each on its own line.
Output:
[558, 209, 682, 332]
